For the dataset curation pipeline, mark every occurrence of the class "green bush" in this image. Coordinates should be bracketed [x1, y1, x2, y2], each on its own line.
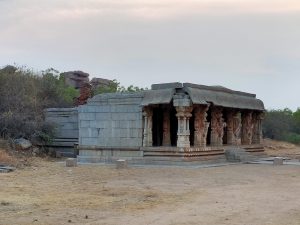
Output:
[0, 65, 78, 141]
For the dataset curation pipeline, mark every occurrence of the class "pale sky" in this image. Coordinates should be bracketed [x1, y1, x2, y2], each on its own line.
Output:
[0, 0, 299, 110]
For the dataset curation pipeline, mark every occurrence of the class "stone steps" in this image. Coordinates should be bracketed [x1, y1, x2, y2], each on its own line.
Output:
[143, 150, 224, 157]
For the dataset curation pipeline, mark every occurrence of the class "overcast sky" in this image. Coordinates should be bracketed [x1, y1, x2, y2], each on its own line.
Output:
[0, 0, 299, 110]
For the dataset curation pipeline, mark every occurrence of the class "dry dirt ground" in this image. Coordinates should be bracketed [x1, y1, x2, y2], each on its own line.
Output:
[1, 141, 300, 225]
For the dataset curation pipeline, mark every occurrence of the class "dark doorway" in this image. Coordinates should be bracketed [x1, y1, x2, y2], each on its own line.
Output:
[170, 106, 178, 146]
[206, 108, 212, 145]
[152, 107, 163, 146]
[189, 110, 195, 146]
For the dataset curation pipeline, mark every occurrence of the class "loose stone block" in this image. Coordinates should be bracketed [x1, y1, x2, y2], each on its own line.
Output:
[66, 158, 77, 167]
[273, 157, 284, 165]
[116, 159, 127, 169]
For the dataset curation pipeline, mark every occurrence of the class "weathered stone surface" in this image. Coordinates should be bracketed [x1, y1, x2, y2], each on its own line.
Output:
[90, 77, 113, 89]
[76, 83, 92, 106]
[14, 138, 32, 150]
[66, 158, 77, 167]
[151, 82, 182, 90]
[61, 71, 89, 89]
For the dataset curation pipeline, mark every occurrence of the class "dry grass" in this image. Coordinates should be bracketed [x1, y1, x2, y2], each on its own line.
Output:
[0, 148, 16, 165]
[264, 138, 300, 159]
[1, 159, 300, 225]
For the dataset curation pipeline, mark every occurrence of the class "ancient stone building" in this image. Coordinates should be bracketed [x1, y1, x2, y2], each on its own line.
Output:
[76, 82, 264, 162]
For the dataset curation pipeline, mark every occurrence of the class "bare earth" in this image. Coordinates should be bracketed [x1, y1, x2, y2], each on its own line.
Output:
[1, 157, 300, 225]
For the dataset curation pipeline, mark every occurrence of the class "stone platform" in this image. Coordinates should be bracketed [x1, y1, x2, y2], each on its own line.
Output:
[77, 144, 264, 164]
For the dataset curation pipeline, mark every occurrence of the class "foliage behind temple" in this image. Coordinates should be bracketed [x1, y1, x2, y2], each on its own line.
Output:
[263, 108, 300, 144]
[0, 65, 79, 140]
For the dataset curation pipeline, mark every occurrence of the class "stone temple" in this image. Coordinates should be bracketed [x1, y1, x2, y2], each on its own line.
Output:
[46, 82, 265, 163]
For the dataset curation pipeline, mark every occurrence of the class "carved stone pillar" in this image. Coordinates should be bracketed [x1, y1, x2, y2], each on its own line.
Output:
[210, 107, 225, 146]
[173, 94, 192, 148]
[241, 111, 253, 145]
[232, 111, 242, 145]
[142, 107, 153, 147]
[176, 106, 193, 148]
[162, 107, 171, 146]
[194, 105, 210, 147]
[226, 110, 234, 145]
[252, 112, 264, 144]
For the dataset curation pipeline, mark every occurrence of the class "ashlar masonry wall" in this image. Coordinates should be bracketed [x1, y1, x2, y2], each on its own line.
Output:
[45, 108, 79, 156]
[78, 92, 144, 148]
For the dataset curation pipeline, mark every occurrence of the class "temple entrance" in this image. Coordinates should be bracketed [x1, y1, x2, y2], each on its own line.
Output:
[206, 108, 212, 145]
[152, 105, 178, 147]
[152, 107, 163, 146]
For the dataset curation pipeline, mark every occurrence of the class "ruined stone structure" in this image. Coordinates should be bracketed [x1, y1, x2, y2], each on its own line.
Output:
[74, 82, 265, 163]
[45, 108, 79, 157]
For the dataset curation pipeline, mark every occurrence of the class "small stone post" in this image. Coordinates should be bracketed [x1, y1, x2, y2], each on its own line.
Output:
[66, 158, 77, 167]
[116, 159, 128, 169]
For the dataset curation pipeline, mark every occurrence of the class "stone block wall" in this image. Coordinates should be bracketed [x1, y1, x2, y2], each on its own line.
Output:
[78, 92, 144, 148]
[44, 108, 79, 156]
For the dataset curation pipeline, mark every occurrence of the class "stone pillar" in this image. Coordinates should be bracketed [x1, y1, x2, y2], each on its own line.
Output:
[194, 105, 210, 147]
[252, 112, 264, 144]
[241, 111, 253, 145]
[226, 110, 235, 145]
[232, 111, 242, 145]
[173, 94, 192, 148]
[175, 106, 193, 148]
[210, 107, 225, 146]
[162, 107, 171, 146]
[142, 107, 153, 147]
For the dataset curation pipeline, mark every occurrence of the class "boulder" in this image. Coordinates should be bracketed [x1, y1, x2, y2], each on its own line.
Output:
[14, 138, 32, 150]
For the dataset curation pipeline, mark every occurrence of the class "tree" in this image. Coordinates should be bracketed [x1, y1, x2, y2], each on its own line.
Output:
[92, 79, 147, 96]
[263, 109, 294, 139]
[263, 108, 300, 144]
